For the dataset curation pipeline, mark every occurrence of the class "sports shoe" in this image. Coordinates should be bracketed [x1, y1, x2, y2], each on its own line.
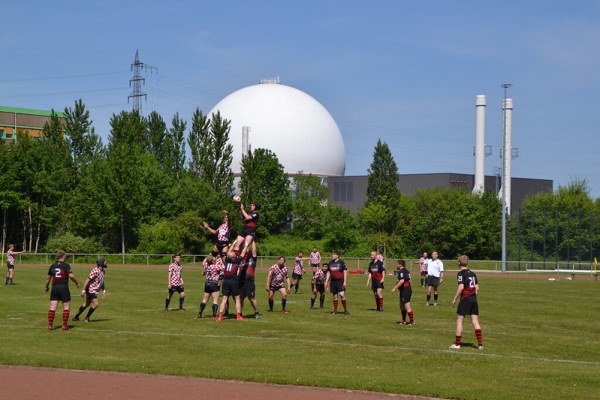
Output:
[254, 312, 261, 319]
[48, 324, 54, 330]
[281, 310, 289, 314]
[400, 321, 407, 325]
[61, 325, 69, 331]
[197, 314, 202, 319]
[236, 315, 244, 320]
[425, 302, 430, 306]
[309, 306, 315, 309]
[217, 315, 222, 321]
[178, 308, 185, 312]
[164, 308, 169, 312]
[433, 302, 438, 306]
[319, 306, 324, 309]
[72, 316, 80, 322]
[267, 309, 273, 313]
[84, 318, 89, 323]
[331, 311, 337, 315]
[449, 344, 461, 349]
[478, 346, 484, 350]
[343, 310, 350, 315]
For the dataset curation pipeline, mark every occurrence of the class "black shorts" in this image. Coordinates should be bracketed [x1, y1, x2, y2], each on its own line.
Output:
[7, 263, 14, 270]
[371, 280, 384, 291]
[330, 280, 345, 295]
[314, 283, 325, 294]
[169, 285, 185, 294]
[457, 296, 479, 316]
[426, 276, 440, 287]
[270, 284, 285, 292]
[420, 271, 427, 276]
[204, 281, 220, 294]
[221, 278, 240, 297]
[240, 280, 256, 298]
[238, 226, 257, 238]
[216, 241, 229, 251]
[86, 292, 99, 300]
[399, 287, 412, 304]
[311, 263, 319, 269]
[50, 285, 71, 302]
[292, 273, 303, 280]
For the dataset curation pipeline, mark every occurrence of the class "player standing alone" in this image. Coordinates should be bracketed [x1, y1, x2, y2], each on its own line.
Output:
[450, 255, 484, 349]
[426, 251, 444, 306]
[366, 251, 385, 311]
[391, 259, 414, 325]
[325, 251, 349, 315]
[266, 257, 291, 313]
[165, 253, 186, 311]
[6, 244, 26, 285]
[72, 258, 108, 322]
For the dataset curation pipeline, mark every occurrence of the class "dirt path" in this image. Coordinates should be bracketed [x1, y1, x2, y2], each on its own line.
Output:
[1, 365, 443, 400]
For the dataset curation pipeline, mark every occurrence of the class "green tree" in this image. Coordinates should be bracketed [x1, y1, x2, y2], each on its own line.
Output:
[512, 179, 597, 262]
[164, 113, 187, 180]
[412, 187, 501, 259]
[188, 109, 234, 198]
[105, 111, 147, 253]
[64, 99, 104, 175]
[291, 173, 329, 239]
[366, 139, 400, 203]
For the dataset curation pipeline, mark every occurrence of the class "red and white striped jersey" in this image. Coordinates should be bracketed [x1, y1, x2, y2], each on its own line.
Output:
[86, 266, 105, 294]
[293, 257, 304, 275]
[268, 264, 288, 286]
[6, 250, 14, 265]
[217, 223, 231, 242]
[169, 262, 183, 286]
[204, 261, 224, 283]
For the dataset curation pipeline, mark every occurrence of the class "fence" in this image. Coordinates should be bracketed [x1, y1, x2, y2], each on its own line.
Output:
[5, 253, 598, 276]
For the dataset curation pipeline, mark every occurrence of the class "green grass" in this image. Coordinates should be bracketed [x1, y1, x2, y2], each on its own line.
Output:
[1, 264, 599, 400]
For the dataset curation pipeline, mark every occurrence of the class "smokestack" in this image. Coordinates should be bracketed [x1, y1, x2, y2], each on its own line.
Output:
[242, 126, 250, 157]
[502, 98, 514, 214]
[473, 95, 486, 195]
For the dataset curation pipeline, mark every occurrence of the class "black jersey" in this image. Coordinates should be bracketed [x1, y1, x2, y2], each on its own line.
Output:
[47, 261, 72, 286]
[457, 269, 478, 299]
[396, 268, 411, 289]
[327, 259, 347, 281]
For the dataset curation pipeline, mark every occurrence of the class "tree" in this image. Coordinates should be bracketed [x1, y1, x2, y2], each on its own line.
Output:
[146, 111, 168, 165]
[412, 187, 501, 259]
[105, 111, 147, 253]
[64, 99, 104, 175]
[291, 173, 329, 239]
[366, 139, 400, 203]
[512, 179, 597, 262]
[239, 148, 292, 235]
[188, 109, 234, 198]
[164, 113, 187, 180]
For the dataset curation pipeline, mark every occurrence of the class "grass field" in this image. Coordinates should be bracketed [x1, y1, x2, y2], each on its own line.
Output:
[1, 263, 599, 400]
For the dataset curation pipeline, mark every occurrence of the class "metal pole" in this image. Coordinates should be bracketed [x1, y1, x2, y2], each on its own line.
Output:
[501, 83, 512, 273]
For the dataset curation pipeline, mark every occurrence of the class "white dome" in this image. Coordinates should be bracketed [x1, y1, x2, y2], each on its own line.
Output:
[209, 82, 346, 176]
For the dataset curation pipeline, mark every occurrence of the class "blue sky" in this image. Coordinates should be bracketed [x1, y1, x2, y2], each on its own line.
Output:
[3, 1, 600, 199]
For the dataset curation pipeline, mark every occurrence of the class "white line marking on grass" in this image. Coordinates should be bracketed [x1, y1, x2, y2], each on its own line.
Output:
[1, 323, 597, 366]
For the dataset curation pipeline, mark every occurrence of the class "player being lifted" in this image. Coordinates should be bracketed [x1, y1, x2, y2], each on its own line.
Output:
[231, 200, 260, 254]
[202, 210, 232, 257]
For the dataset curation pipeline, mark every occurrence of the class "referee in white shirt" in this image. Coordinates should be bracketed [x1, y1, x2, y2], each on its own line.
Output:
[426, 251, 444, 306]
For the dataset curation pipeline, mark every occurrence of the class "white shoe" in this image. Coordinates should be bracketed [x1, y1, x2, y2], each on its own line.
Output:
[425, 302, 430, 306]
[449, 344, 461, 349]
[478, 346, 483, 350]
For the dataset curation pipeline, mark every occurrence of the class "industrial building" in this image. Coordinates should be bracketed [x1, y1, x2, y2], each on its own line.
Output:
[0, 106, 64, 143]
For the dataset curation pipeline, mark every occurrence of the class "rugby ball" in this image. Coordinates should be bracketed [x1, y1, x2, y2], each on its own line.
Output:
[232, 195, 241, 202]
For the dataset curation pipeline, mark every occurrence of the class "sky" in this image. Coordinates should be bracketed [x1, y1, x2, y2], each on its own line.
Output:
[2, 1, 600, 199]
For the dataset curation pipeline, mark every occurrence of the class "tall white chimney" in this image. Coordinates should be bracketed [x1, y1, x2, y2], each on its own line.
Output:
[501, 98, 514, 214]
[473, 95, 486, 195]
[242, 126, 250, 157]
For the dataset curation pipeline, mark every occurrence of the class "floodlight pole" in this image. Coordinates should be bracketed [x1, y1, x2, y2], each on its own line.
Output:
[501, 83, 512, 273]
